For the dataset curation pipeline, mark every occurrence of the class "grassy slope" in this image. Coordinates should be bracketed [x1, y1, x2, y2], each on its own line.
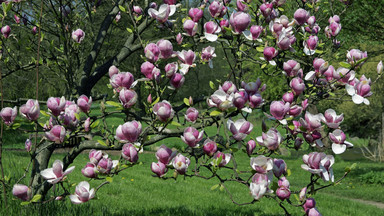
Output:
[2, 149, 384, 216]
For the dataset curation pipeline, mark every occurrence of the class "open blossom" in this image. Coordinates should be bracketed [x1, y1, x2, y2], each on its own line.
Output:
[89, 150, 103, 164]
[346, 76, 372, 105]
[230, 12, 251, 34]
[0, 106, 17, 125]
[250, 156, 274, 174]
[77, 95, 92, 113]
[156, 145, 177, 165]
[204, 21, 221, 42]
[346, 49, 367, 66]
[41, 160, 75, 184]
[333, 67, 355, 84]
[151, 162, 167, 177]
[283, 60, 301, 77]
[172, 154, 190, 175]
[304, 35, 318, 55]
[45, 125, 66, 144]
[69, 181, 95, 204]
[302, 152, 334, 182]
[249, 174, 271, 200]
[323, 109, 343, 129]
[153, 100, 174, 122]
[97, 156, 116, 174]
[133, 6, 142, 15]
[181, 127, 204, 148]
[256, 128, 282, 151]
[290, 77, 305, 95]
[115, 121, 142, 143]
[72, 29, 85, 43]
[20, 99, 40, 121]
[47, 97, 66, 116]
[329, 129, 353, 154]
[148, 4, 176, 23]
[209, 0, 225, 18]
[212, 152, 231, 167]
[119, 88, 138, 108]
[183, 20, 198, 37]
[300, 112, 324, 132]
[244, 25, 263, 41]
[203, 139, 217, 156]
[260, 2, 273, 17]
[185, 107, 199, 123]
[13, 184, 32, 201]
[122, 143, 139, 163]
[177, 50, 196, 75]
[201, 46, 217, 68]
[227, 119, 253, 141]
[208, 90, 234, 110]
[165, 62, 178, 78]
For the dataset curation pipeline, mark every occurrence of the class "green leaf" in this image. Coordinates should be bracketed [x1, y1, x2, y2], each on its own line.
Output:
[256, 46, 264, 52]
[151, 97, 160, 106]
[118, 5, 126, 12]
[183, 98, 190, 106]
[261, 64, 267, 69]
[339, 62, 351, 69]
[210, 184, 219, 190]
[106, 177, 113, 183]
[106, 101, 123, 108]
[20, 201, 30, 206]
[315, 49, 323, 54]
[126, 28, 133, 34]
[97, 140, 108, 147]
[74, 113, 81, 121]
[171, 121, 181, 127]
[5, 1, 12, 13]
[355, 57, 367, 66]
[219, 184, 224, 191]
[11, 123, 21, 130]
[210, 110, 222, 117]
[209, 81, 215, 90]
[31, 194, 42, 203]
[278, 7, 284, 11]
[287, 169, 291, 177]
[40, 110, 50, 117]
[91, 120, 100, 129]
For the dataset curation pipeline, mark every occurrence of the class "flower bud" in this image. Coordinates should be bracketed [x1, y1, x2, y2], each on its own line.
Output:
[20, 99, 40, 121]
[290, 77, 305, 95]
[170, 73, 185, 89]
[25, 139, 32, 152]
[377, 61, 383, 74]
[108, 65, 119, 78]
[77, 95, 92, 113]
[273, 159, 287, 178]
[82, 163, 97, 178]
[1, 25, 11, 38]
[294, 8, 309, 25]
[12, 184, 32, 201]
[122, 143, 138, 163]
[263, 47, 278, 61]
[189, 8, 203, 22]
[151, 162, 167, 177]
[153, 100, 174, 122]
[45, 125, 66, 144]
[230, 12, 251, 34]
[176, 33, 183, 45]
[185, 107, 199, 123]
[203, 139, 217, 156]
[119, 88, 138, 108]
[282, 92, 294, 103]
[246, 139, 256, 156]
[144, 43, 160, 63]
[0, 106, 17, 125]
[84, 117, 91, 132]
[115, 121, 142, 143]
[72, 29, 85, 43]
[276, 187, 291, 200]
[157, 39, 174, 59]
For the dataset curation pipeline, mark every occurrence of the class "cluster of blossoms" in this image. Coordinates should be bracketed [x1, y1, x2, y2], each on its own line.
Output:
[208, 80, 266, 112]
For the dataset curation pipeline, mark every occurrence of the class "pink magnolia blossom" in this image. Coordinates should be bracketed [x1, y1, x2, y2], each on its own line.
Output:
[47, 96, 66, 116]
[246, 139, 256, 156]
[185, 107, 199, 123]
[273, 159, 287, 178]
[12, 184, 32, 201]
[283, 60, 301, 77]
[89, 150, 103, 164]
[346, 49, 367, 67]
[110, 72, 135, 91]
[177, 50, 196, 75]
[165, 62, 178, 78]
[323, 109, 343, 129]
[156, 145, 177, 165]
[204, 21, 221, 42]
[270, 101, 290, 120]
[45, 125, 66, 144]
[41, 160, 75, 184]
[209, 0, 225, 18]
[256, 128, 282, 151]
[115, 121, 142, 143]
[148, 4, 176, 23]
[84, 117, 91, 132]
[346, 76, 372, 105]
[263, 47, 278, 61]
[122, 143, 139, 163]
[203, 139, 217, 156]
[207, 89, 234, 110]
[119, 88, 138, 108]
[290, 77, 305, 95]
[181, 127, 204, 148]
[81, 163, 97, 178]
[212, 152, 231, 167]
[0, 106, 17, 125]
[20, 99, 40, 121]
[276, 186, 291, 201]
[1, 25, 11, 38]
[108, 65, 119, 78]
[183, 20, 198, 37]
[304, 35, 318, 55]
[230, 12, 251, 34]
[188, 8, 203, 22]
[227, 118, 253, 141]
[170, 73, 185, 89]
[72, 29, 85, 43]
[329, 129, 353, 154]
[153, 100, 174, 122]
[302, 152, 334, 182]
[260, 2, 273, 17]
[133, 6, 142, 15]
[233, 90, 248, 109]
[294, 8, 309, 25]
[151, 162, 167, 177]
[157, 39, 174, 59]
[77, 95, 92, 113]
[69, 181, 95, 204]
[172, 154, 190, 175]
[176, 33, 183, 45]
[144, 43, 160, 63]
[282, 92, 294, 103]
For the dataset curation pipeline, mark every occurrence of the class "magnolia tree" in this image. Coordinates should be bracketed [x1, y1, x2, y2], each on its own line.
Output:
[0, 0, 382, 215]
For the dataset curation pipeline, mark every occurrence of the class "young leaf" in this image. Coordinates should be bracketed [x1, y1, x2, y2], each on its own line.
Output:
[210, 184, 219, 190]
[31, 194, 42, 203]
[183, 98, 190, 106]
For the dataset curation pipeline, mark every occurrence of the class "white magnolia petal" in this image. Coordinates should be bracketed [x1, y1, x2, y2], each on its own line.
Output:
[40, 168, 56, 180]
[269, 60, 276, 66]
[352, 94, 364, 104]
[69, 195, 83, 204]
[305, 71, 316, 81]
[363, 98, 370, 105]
[345, 84, 356, 96]
[205, 33, 218, 42]
[332, 143, 346, 154]
[242, 30, 253, 41]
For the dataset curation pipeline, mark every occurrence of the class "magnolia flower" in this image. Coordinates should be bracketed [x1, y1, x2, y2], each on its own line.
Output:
[209, 0, 225, 18]
[270, 101, 290, 121]
[347, 49, 367, 66]
[144, 43, 160, 63]
[47, 97, 66, 116]
[72, 29, 85, 43]
[377, 61, 383, 74]
[249, 172, 272, 200]
[233, 90, 248, 109]
[153, 100, 174, 122]
[207, 89, 234, 110]
[246, 140, 256, 156]
[212, 152, 231, 167]
[189, 8, 203, 22]
[148, 4, 176, 23]
[244, 25, 263, 41]
[250, 156, 274, 174]
[204, 21, 221, 42]
[12, 184, 32, 201]
[181, 127, 204, 148]
[323, 109, 343, 129]
[177, 50, 196, 75]
[0, 106, 17, 125]
[227, 119, 253, 141]
[41, 160, 75, 184]
[256, 128, 282, 151]
[185, 107, 199, 123]
[201, 46, 216, 68]
[115, 121, 142, 143]
[304, 35, 318, 55]
[20, 99, 40, 121]
[230, 12, 251, 34]
[119, 88, 138, 108]
[299, 112, 324, 132]
[77, 95, 92, 113]
[170, 73, 185, 89]
[294, 8, 309, 25]
[81, 163, 97, 178]
[156, 145, 177, 165]
[301, 152, 334, 182]
[276, 186, 291, 201]
[273, 159, 287, 178]
[329, 129, 353, 154]
[151, 162, 167, 177]
[165, 62, 178, 78]
[203, 139, 217, 156]
[45, 125, 66, 144]
[89, 150, 103, 164]
[110, 72, 135, 91]
[69, 181, 95, 204]
[121, 143, 139, 163]
[346, 77, 372, 105]
[1, 25, 11, 38]
[172, 153, 190, 175]
[176, 33, 183, 44]
[25, 139, 32, 152]
[157, 39, 174, 59]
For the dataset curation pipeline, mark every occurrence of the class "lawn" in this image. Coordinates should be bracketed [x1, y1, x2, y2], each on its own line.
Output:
[2, 149, 384, 216]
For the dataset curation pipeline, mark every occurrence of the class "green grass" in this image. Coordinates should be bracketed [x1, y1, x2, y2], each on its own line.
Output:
[1, 149, 383, 216]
